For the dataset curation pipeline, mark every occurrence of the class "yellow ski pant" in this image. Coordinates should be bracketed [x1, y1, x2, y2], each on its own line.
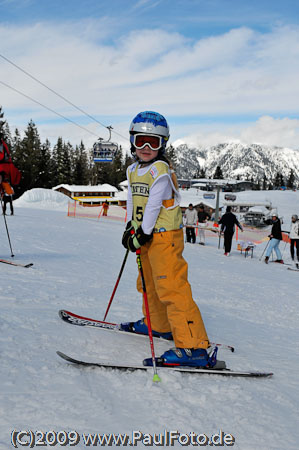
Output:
[136, 229, 209, 349]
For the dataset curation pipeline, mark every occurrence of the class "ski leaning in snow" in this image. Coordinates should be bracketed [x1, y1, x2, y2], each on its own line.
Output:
[269, 261, 292, 266]
[0, 258, 33, 268]
[58, 309, 235, 352]
[56, 351, 273, 378]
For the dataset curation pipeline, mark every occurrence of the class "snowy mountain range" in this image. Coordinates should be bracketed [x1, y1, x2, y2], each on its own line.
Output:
[173, 142, 299, 183]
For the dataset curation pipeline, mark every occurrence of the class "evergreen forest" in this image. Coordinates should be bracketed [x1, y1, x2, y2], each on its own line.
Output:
[0, 113, 134, 199]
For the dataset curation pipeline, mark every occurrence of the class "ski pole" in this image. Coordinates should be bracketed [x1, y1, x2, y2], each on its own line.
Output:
[136, 248, 161, 383]
[218, 231, 222, 249]
[0, 195, 14, 257]
[281, 239, 288, 260]
[103, 249, 129, 321]
[259, 239, 270, 261]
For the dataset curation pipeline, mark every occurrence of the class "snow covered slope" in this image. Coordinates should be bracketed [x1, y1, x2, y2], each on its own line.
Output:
[0, 190, 298, 449]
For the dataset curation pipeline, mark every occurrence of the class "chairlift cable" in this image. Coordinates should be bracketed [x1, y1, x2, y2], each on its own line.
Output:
[0, 80, 100, 138]
[0, 53, 127, 141]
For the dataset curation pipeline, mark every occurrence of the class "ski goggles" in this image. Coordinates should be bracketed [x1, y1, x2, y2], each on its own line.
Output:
[130, 133, 163, 151]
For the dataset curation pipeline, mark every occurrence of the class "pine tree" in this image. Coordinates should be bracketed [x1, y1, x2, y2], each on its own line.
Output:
[11, 128, 22, 158]
[262, 174, 267, 190]
[0, 108, 12, 146]
[254, 179, 261, 190]
[0, 106, 5, 140]
[51, 137, 63, 186]
[93, 161, 113, 185]
[165, 144, 177, 169]
[52, 138, 73, 185]
[213, 165, 223, 179]
[193, 168, 201, 178]
[274, 172, 281, 189]
[287, 169, 295, 189]
[61, 142, 73, 184]
[198, 168, 205, 178]
[0, 107, 12, 147]
[123, 152, 134, 178]
[8, 129, 23, 197]
[73, 141, 89, 185]
[16, 120, 42, 193]
[107, 148, 123, 187]
[35, 139, 52, 188]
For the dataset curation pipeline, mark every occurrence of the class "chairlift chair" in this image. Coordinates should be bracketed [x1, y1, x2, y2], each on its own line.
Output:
[93, 126, 118, 163]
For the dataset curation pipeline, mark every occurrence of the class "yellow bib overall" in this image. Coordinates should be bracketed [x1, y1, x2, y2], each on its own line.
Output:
[128, 160, 209, 349]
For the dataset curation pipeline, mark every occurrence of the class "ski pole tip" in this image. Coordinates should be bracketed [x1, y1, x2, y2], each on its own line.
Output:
[153, 373, 161, 383]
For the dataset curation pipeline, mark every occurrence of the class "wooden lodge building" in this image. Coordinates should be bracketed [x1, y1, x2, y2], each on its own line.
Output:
[53, 184, 120, 206]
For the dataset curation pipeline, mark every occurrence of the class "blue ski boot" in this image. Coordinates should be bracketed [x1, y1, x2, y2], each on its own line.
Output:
[120, 318, 173, 340]
[143, 347, 223, 368]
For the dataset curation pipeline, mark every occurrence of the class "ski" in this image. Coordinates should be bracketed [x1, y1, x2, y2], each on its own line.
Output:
[287, 267, 299, 272]
[269, 261, 291, 266]
[58, 310, 235, 352]
[56, 351, 273, 378]
[0, 258, 33, 268]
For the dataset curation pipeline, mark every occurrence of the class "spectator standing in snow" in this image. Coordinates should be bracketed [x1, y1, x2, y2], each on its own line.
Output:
[1, 177, 14, 215]
[289, 214, 299, 268]
[264, 212, 283, 264]
[102, 200, 109, 216]
[197, 205, 211, 245]
[219, 206, 243, 255]
[184, 203, 197, 243]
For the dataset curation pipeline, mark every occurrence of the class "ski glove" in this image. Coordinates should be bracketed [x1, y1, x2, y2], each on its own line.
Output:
[122, 221, 153, 252]
[122, 220, 137, 249]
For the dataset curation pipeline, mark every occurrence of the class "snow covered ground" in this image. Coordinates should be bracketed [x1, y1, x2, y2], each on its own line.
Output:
[1, 189, 299, 449]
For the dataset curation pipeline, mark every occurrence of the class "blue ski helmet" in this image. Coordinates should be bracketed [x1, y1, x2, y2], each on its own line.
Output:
[129, 111, 170, 155]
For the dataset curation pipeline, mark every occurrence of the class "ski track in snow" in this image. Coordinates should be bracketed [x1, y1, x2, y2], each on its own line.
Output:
[1, 190, 299, 449]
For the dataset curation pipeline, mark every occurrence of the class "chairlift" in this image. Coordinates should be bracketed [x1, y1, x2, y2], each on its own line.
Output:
[93, 126, 118, 163]
[224, 194, 237, 201]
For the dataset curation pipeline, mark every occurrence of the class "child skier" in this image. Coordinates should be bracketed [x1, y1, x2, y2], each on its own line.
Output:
[289, 214, 299, 268]
[121, 111, 215, 367]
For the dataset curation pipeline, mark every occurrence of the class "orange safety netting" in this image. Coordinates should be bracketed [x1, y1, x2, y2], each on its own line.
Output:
[67, 202, 127, 222]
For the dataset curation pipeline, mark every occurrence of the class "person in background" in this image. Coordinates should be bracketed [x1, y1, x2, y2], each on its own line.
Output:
[102, 200, 109, 216]
[219, 206, 243, 256]
[1, 177, 14, 215]
[197, 205, 211, 245]
[184, 203, 197, 243]
[289, 214, 299, 269]
[264, 212, 283, 264]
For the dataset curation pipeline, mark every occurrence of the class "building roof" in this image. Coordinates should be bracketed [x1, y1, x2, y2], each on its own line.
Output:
[223, 201, 272, 207]
[180, 188, 224, 209]
[53, 184, 118, 193]
[191, 179, 254, 187]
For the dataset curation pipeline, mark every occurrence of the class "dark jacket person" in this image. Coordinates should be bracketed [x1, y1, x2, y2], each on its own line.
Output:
[219, 206, 243, 255]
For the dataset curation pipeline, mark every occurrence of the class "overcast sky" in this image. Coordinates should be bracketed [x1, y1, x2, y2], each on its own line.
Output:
[1, 0, 299, 151]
